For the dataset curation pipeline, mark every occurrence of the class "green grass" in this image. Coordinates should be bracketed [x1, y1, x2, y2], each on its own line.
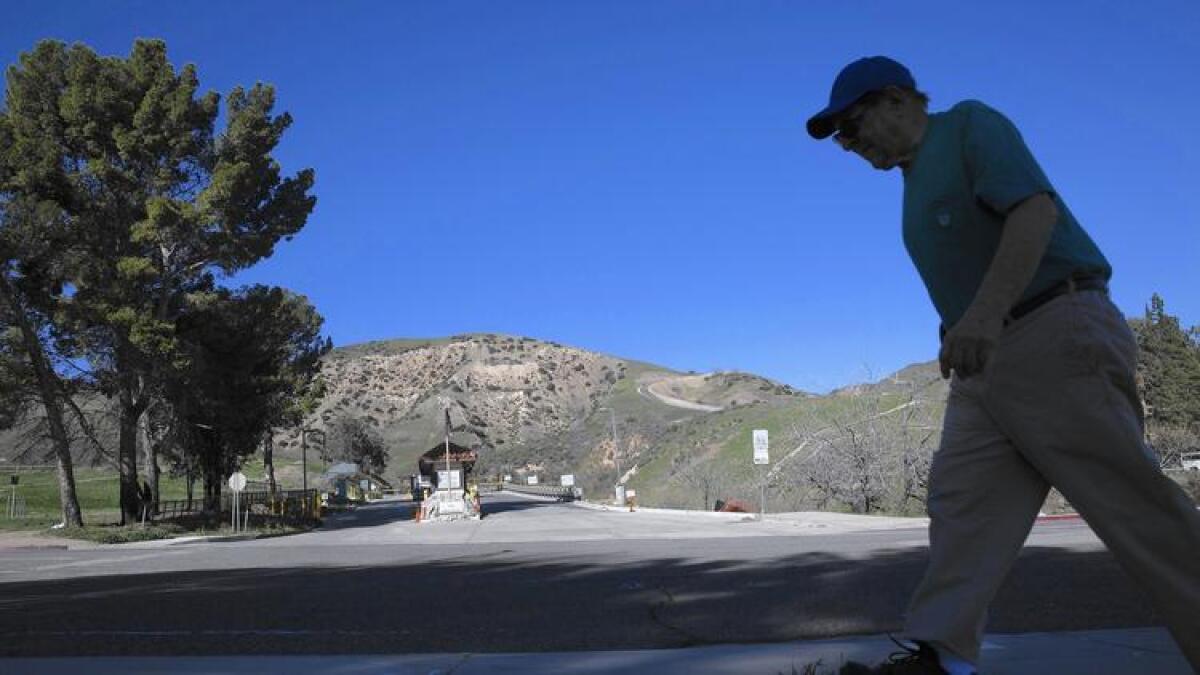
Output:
[627, 390, 938, 511]
[0, 466, 182, 532]
[49, 523, 187, 544]
[0, 466, 318, 541]
[45, 519, 311, 544]
[1, 467, 192, 514]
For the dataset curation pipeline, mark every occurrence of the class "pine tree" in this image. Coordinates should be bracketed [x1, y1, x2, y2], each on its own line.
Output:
[0, 186, 86, 527]
[3, 39, 315, 522]
[1131, 294, 1200, 429]
[168, 286, 326, 513]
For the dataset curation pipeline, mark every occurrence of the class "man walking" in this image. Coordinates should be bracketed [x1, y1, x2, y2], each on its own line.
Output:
[805, 56, 1200, 675]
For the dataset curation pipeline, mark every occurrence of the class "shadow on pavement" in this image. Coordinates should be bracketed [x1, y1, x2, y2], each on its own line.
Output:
[316, 500, 419, 530]
[313, 494, 564, 533]
[476, 497, 563, 516]
[0, 544, 1162, 658]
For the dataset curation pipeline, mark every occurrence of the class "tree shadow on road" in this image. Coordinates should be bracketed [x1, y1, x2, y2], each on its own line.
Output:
[316, 499, 419, 529]
[314, 495, 567, 533]
[477, 497, 566, 516]
[0, 543, 1162, 658]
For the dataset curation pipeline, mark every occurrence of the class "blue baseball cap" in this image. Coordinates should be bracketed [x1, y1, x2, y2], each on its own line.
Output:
[806, 56, 916, 139]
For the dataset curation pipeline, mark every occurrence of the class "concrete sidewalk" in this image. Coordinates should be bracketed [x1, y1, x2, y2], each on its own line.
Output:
[1, 628, 1190, 674]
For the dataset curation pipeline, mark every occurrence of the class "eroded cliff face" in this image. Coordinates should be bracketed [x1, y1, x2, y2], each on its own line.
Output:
[273, 334, 626, 461]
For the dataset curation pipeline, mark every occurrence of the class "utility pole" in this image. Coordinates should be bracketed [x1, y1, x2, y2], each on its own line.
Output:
[609, 409, 621, 483]
[301, 428, 308, 495]
[598, 407, 620, 483]
[438, 396, 452, 494]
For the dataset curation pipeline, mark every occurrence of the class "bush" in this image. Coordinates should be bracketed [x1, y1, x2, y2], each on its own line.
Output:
[52, 523, 186, 544]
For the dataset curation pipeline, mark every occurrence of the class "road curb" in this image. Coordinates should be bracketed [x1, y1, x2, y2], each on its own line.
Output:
[1036, 513, 1083, 522]
[572, 500, 748, 518]
[0, 542, 71, 551]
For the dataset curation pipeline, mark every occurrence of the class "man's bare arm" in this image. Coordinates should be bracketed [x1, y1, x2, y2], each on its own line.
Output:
[939, 192, 1058, 378]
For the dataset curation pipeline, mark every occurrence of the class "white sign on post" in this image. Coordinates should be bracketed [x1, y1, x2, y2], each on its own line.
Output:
[228, 472, 247, 533]
[753, 430, 769, 465]
[228, 472, 247, 492]
[527, 476, 539, 485]
[560, 474, 575, 487]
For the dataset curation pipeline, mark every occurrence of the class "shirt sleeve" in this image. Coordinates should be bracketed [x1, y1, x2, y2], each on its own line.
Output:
[960, 101, 1055, 214]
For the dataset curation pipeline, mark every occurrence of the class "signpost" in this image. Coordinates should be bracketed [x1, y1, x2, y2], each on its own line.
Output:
[560, 474, 575, 487]
[753, 430, 769, 465]
[752, 430, 769, 519]
[228, 472, 247, 532]
[7, 475, 17, 519]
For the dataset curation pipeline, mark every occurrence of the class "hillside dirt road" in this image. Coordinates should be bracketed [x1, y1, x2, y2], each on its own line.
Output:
[637, 373, 723, 412]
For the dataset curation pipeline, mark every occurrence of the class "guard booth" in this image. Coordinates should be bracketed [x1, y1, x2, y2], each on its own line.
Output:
[416, 442, 480, 521]
[418, 441, 478, 492]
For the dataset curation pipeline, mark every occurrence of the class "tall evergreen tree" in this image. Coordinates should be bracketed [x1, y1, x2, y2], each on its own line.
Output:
[169, 286, 325, 513]
[0, 170, 87, 526]
[1131, 294, 1200, 429]
[327, 415, 388, 476]
[2, 39, 315, 522]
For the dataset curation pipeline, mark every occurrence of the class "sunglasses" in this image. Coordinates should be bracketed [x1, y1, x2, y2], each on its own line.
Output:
[835, 114, 864, 141]
[834, 94, 885, 142]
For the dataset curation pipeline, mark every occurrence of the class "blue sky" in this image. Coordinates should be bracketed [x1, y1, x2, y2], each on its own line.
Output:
[4, 1, 1197, 393]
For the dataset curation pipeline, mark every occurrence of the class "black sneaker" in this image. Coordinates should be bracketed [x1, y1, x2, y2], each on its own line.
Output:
[838, 638, 950, 674]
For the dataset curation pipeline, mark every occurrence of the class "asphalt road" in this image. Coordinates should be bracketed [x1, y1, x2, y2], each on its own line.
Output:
[0, 493, 1159, 657]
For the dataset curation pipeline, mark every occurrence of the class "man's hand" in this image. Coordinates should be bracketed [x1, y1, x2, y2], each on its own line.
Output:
[939, 311, 1004, 379]
[938, 192, 1058, 379]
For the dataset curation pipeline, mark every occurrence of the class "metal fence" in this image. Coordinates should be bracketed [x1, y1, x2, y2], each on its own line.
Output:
[2, 464, 55, 473]
[156, 488, 318, 522]
[501, 482, 583, 501]
[3, 488, 26, 518]
[157, 497, 204, 519]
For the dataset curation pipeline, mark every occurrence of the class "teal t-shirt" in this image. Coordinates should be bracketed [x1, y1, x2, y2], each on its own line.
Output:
[901, 100, 1111, 329]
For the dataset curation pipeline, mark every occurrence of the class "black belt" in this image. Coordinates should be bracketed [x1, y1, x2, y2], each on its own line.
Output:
[1007, 275, 1107, 322]
[939, 275, 1108, 340]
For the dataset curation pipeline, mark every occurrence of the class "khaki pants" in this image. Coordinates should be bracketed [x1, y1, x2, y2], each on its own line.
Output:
[903, 289, 1200, 669]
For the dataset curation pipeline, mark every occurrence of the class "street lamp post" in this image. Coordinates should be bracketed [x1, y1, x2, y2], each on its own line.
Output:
[437, 397, 453, 495]
[598, 407, 621, 485]
[301, 428, 325, 496]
